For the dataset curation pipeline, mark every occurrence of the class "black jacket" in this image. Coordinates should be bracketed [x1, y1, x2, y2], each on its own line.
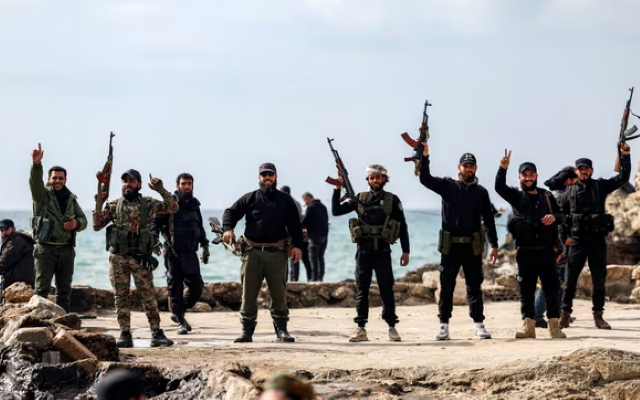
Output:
[223, 187, 303, 248]
[420, 157, 499, 247]
[559, 154, 631, 238]
[302, 199, 329, 239]
[495, 167, 565, 249]
[331, 189, 410, 254]
[0, 231, 35, 289]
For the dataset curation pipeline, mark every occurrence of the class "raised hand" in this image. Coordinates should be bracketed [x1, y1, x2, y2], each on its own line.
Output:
[148, 173, 165, 192]
[620, 142, 631, 155]
[422, 142, 429, 157]
[32, 143, 44, 164]
[500, 149, 512, 169]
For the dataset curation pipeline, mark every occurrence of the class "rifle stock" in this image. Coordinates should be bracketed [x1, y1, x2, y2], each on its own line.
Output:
[325, 177, 342, 186]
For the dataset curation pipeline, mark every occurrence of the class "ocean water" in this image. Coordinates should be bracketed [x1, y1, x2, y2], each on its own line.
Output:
[1, 210, 507, 290]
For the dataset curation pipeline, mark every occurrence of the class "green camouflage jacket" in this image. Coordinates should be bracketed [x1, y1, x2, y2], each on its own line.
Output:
[29, 162, 87, 246]
[93, 191, 179, 235]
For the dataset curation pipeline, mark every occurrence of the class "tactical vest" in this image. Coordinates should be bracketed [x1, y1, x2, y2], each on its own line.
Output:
[349, 191, 401, 248]
[106, 197, 159, 255]
[167, 194, 202, 251]
[566, 181, 614, 235]
[507, 191, 558, 248]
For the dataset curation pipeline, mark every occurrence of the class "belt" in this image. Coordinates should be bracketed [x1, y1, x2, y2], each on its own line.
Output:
[451, 236, 473, 244]
[253, 246, 284, 252]
[245, 239, 286, 252]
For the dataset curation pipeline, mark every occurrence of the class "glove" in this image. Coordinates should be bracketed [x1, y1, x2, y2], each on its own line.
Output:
[148, 178, 165, 192]
[201, 245, 210, 264]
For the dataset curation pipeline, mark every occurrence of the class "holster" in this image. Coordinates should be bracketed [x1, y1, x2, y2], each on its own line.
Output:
[437, 230, 452, 255]
[471, 231, 485, 256]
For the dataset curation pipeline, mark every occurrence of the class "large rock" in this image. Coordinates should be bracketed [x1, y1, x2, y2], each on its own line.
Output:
[188, 302, 212, 312]
[52, 329, 97, 361]
[71, 331, 119, 361]
[1, 315, 53, 342]
[398, 263, 440, 283]
[331, 286, 354, 300]
[496, 274, 519, 289]
[576, 265, 634, 299]
[3, 282, 34, 303]
[422, 271, 439, 290]
[606, 174, 640, 265]
[631, 266, 640, 281]
[27, 295, 66, 317]
[53, 314, 82, 330]
[6, 327, 54, 351]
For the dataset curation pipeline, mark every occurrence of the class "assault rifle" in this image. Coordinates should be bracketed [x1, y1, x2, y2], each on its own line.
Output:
[325, 138, 360, 204]
[614, 88, 640, 172]
[401, 100, 432, 176]
[208, 217, 242, 258]
[95, 132, 115, 212]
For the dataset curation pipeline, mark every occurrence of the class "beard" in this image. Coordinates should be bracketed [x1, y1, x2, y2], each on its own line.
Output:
[122, 188, 140, 201]
[520, 180, 538, 192]
[259, 179, 278, 194]
[368, 181, 387, 192]
[179, 190, 193, 200]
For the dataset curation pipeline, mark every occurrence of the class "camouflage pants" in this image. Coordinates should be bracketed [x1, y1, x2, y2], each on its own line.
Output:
[109, 254, 161, 332]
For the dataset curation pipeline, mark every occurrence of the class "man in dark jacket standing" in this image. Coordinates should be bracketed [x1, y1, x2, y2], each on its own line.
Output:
[332, 164, 410, 342]
[151, 173, 209, 335]
[419, 144, 498, 341]
[302, 192, 329, 282]
[0, 219, 36, 291]
[222, 163, 303, 343]
[494, 151, 567, 339]
[559, 143, 631, 329]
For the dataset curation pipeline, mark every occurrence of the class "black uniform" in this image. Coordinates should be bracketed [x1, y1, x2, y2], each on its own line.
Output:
[420, 157, 498, 323]
[495, 167, 565, 320]
[332, 189, 409, 327]
[0, 231, 36, 290]
[151, 192, 208, 319]
[559, 155, 631, 314]
[302, 199, 329, 281]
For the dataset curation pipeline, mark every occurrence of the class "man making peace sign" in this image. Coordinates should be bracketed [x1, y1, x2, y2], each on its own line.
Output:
[495, 150, 567, 339]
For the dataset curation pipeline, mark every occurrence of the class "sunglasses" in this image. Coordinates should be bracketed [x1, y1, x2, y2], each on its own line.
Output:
[260, 171, 275, 177]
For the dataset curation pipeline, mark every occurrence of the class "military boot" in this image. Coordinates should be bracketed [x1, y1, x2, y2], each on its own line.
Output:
[116, 331, 133, 348]
[515, 318, 536, 339]
[274, 322, 295, 343]
[559, 310, 572, 329]
[593, 311, 611, 330]
[171, 312, 192, 332]
[548, 318, 567, 338]
[234, 323, 256, 343]
[150, 329, 174, 347]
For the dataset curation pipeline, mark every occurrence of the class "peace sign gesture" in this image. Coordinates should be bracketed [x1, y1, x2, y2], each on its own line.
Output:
[32, 143, 44, 164]
[500, 149, 512, 169]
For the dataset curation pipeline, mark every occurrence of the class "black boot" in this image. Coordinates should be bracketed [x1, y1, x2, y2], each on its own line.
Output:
[234, 323, 255, 343]
[117, 331, 133, 348]
[274, 322, 295, 343]
[171, 312, 192, 333]
[150, 329, 174, 347]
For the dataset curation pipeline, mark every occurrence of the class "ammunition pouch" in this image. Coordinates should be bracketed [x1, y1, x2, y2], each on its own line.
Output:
[569, 213, 614, 236]
[348, 217, 400, 245]
[107, 197, 160, 256]
[438, 230, 484, 256]
[30, 215, 53, 244]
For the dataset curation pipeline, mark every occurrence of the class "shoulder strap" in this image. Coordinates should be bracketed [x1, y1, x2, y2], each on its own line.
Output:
[140, 196, 148, 228]
[357, 192, 369, 215]
[116, 198, 125, 224]
[543, 190, 554, 214]
[568, 184, 578, 213]
[592, 179, 603, 213]
[382, 192, 393, 216]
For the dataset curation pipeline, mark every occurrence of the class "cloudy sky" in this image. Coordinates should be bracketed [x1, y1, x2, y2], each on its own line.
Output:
[1, 0, 640, 211]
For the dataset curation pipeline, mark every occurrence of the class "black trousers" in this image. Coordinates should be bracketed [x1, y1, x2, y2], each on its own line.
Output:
[166, 253, 204, 318]
[308, 236, 328, 282]
[354, 247, 398, 327]
[289, 242, 311, 282]
[516, 247, 560, 319]
[562, 235, 607, 313]
[439, 243, 484, 323]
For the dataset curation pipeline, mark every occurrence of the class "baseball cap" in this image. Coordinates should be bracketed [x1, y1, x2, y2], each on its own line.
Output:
[0, 219, 14, 229]
[575, 158, 593, 169]
[259, 163, 277, 174]
[120, 169, 142, 181]
[518, 162, 537, 174]
[459, 153, 477, 166]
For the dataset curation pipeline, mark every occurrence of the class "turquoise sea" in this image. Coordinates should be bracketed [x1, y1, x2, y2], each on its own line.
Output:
[0, 210, 507, 290]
